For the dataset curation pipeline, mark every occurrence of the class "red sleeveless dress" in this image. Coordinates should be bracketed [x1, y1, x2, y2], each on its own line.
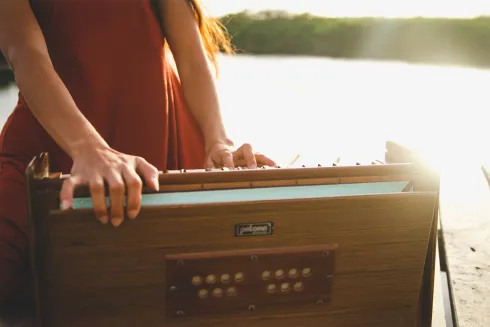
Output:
[0, 0, 205, 303]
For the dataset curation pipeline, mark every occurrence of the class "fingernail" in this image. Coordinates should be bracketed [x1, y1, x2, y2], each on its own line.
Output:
[99, 216, 109, 224]
[111, 218, 123, 227]
[153, 176, 160, 191]
[128, 210, 138, 219]
[60, 200, 70, 210]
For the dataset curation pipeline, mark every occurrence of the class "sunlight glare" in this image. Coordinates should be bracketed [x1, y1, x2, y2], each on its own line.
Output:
[216, 55, 488, 176]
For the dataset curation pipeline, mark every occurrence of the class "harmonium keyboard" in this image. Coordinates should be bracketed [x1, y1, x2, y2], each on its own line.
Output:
[25, 141, 440, 327]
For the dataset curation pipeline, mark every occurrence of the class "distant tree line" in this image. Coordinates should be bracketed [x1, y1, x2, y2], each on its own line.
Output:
[2, 11, 490, 83]
[219, 11, 490, 68]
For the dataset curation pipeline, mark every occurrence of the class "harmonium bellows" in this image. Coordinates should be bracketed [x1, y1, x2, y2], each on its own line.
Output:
[26, 141, 440, 327]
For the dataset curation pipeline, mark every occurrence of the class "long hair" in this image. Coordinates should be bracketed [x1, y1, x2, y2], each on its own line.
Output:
[186, 0, 234, 73]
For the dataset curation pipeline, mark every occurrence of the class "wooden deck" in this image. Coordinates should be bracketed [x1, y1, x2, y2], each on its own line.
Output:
[437, 165, 490, 327]
[432, 236, 448, 327]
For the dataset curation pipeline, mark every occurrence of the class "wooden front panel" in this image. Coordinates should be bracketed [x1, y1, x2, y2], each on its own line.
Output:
[34, 192, 437, 327]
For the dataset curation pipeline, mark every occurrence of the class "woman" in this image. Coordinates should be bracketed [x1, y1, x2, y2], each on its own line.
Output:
[0, 0, 275, 305]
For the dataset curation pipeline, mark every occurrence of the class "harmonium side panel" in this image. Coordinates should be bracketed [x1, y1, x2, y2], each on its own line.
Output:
[33, 185, 438, 327]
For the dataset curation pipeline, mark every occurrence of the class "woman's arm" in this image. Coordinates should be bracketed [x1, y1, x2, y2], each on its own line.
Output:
[157, 0, 234, 151]
[0, 0, 159, 226]
[0, 0, 108, 157]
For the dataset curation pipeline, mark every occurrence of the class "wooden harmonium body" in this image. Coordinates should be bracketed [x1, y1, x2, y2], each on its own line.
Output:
[26, 146, 440, 327]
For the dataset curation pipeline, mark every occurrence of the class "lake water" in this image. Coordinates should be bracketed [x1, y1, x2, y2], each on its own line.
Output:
[1, 55, 489, 172]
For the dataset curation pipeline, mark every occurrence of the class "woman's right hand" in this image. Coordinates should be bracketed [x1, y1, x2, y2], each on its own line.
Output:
[59, 146, 160, 227]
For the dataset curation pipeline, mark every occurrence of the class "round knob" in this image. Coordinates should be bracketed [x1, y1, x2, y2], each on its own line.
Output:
[212, 288, 223, 298]
[302, 268, 312, 277]
[235, 272, 244, 282]
[198, 289, 208, 299]
[261, 271, 271, 280]
[192, 276, 203, 286]
[280, 283, 290, 293]
[275, 269, 285, 280]
[221, 273, 230, 284]
[294, 281, 304, 292]
[226, 286, 237, 296]
[288, 269, 298, 278]
[206, 274, 216, 284]
[267, 284, 277, 293]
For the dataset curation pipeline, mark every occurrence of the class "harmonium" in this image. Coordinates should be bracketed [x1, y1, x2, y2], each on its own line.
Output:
[25, 141, 440, 327]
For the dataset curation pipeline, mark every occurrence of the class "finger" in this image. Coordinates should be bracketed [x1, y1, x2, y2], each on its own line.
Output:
[89, 176, 109, 225]
[221, 151, 235, 169]
[59, 176, 80, 210]
[254, 153, 278, 167]
[204, 156, 216, 170]
[106, 172, 125, 227]
[238, 143, 257, 169]
[232, 158, 247, 168]
[135, 157, 159, 191]
[121, 165, 142, 220]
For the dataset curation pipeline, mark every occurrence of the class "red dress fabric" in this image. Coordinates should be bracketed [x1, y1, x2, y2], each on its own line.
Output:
[0, 0, 205, 303]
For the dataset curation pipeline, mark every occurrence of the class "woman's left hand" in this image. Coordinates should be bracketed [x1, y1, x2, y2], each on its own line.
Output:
[205, 141, 277, 169]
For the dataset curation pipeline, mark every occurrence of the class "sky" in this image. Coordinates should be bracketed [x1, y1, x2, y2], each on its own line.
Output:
[204, 0, 490, 18]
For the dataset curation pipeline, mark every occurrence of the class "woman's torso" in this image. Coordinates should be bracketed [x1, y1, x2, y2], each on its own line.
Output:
[0, 0, 204, 172]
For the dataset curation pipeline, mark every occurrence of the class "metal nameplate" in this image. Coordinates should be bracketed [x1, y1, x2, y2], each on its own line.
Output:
[234, 222, 274, 237]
